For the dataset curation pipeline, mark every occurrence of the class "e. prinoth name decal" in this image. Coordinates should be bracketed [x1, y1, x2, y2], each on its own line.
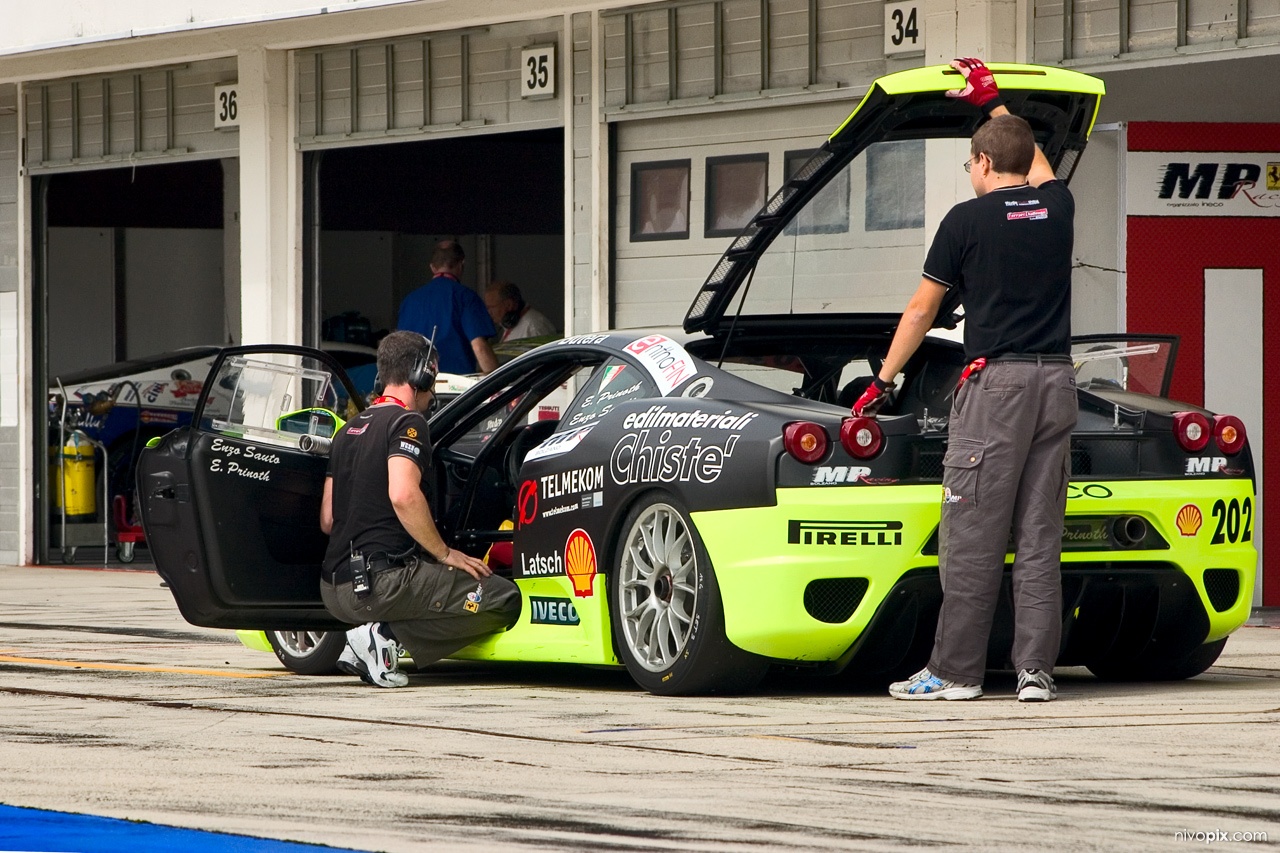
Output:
[622, 405, 758, 431]
[611, 430, 739, 485]
[524, 424, 596, 463]
[787, 520, 903, 546]
[624, 335, 697, 395]
[529, 596, 581, 626]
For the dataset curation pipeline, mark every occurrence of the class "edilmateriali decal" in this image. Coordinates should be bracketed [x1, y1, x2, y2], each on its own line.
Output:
[565, 528, 597, 598]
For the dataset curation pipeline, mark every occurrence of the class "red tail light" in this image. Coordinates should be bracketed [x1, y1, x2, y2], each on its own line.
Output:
[1214, 415, 1246, 455]
[840, 416, 883, 459]
[1173, 412, 1211, 453]
[783, 421, 829, 464]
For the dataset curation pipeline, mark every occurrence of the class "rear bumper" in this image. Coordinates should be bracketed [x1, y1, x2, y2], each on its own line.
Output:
[692, 480, 1256, 662]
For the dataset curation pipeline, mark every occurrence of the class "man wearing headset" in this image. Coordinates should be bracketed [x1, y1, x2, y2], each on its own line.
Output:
[320, 331, 521, 687]
[484, 281, 558, 343]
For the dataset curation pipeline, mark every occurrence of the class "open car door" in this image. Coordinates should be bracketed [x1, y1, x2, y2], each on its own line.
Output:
[138, 346, 360, 630]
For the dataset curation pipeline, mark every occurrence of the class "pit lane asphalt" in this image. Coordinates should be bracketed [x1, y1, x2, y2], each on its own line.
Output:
[0, 565, 1277, 852]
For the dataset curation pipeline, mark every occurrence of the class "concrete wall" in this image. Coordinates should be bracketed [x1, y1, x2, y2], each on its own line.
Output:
[0, 84, 19, 564]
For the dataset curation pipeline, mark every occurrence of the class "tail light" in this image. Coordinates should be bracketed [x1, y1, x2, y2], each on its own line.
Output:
[840, 417, 883, 459]
[783, 421, 829, 464]
[1173, 412, 1210, 453]
[1214, 415, 1246, 455]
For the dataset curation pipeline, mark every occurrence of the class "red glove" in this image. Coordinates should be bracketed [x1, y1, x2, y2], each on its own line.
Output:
[852, 377, 895, 417]
[946, 58, 1004, 113]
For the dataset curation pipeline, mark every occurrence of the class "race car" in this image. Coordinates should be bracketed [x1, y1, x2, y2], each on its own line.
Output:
[138, 63, 1257, 694]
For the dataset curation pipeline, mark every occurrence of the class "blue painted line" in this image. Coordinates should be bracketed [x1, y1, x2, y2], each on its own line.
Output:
[0, 804, 368, 853]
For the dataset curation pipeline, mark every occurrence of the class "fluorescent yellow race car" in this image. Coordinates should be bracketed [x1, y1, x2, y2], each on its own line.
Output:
[139, 64, 1257, 694]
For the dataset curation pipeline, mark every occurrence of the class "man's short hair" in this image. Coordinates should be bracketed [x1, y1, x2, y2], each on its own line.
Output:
[971, 114, 1035, 177]
[430, 240, 465, 270]
[487, 280, 523, 304]
[377, 330, 432, 387]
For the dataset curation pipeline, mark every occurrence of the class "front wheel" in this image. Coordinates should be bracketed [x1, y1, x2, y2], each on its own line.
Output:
[267, 630, 346, 675]
[610, 494, 767, 695]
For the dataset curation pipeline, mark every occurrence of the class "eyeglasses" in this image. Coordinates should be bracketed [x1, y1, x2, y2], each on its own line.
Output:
[963, 156, 975, 173]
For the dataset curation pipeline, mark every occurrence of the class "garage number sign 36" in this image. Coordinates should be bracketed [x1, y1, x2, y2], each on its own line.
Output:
[213, 84, 239, 129]
[521, 46, 556, 99]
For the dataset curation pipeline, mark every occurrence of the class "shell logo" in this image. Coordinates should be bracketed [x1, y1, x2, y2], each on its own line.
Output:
[565, 528, 597, 598]
[1176, 504, 1203, 537]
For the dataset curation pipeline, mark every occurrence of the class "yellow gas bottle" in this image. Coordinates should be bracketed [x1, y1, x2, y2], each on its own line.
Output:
[51, 431, 96, 519]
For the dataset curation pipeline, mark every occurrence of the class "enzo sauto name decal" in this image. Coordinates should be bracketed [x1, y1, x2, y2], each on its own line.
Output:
[787, 520, 903, 546]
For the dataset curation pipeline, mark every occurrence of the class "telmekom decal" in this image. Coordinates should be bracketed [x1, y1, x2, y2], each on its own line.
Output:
[565, 528, 597, 598]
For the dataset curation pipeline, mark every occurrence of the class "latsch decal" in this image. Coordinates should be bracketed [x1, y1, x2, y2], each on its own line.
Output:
[565, 528, 597, 598]
[524, 424, 596, 463]
[787, 520, 903, 546]
[519, 549, 563, 578]
[1176, 504, 1203, 537]
[624, 335, 697, 395]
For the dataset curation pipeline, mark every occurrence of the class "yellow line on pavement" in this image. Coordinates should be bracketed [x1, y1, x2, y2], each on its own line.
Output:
[0, 654, 283, 678]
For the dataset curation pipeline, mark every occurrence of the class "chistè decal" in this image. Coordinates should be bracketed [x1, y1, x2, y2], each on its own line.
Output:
[565, 528, 597, 598]
[1176, 504, 1203, 537]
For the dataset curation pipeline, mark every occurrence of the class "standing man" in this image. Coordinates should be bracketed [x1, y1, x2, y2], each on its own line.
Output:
[484, 281, 558, 342]
[320, 331, 521, 688]
[397, 241, 499, 375]
[853, 59, 1077, 703]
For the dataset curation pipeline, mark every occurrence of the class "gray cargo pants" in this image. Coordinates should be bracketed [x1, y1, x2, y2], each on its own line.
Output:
[929, 358, 1078, 685]
[323, 555, 522, 670]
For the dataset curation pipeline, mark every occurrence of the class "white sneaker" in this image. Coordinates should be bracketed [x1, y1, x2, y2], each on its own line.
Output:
[1017, 668, 1056, 702]
[889, 667, 983, 700]
[338, 623, 408, 688]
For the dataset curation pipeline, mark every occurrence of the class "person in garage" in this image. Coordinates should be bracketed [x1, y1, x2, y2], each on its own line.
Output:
[484, 280, 557, 343]
[320, 331, 521, 687]
[397, 240, 499, 375]
[853, 58, 1077, 703]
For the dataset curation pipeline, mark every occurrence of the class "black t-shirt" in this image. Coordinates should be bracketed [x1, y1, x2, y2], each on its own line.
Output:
[323, 403, 431, 577]
[922, 180, 1074, 360]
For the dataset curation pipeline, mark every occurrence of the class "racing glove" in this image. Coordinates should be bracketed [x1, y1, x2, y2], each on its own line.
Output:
[851, 377, 895, 417]
[946, 57, 1004, 115]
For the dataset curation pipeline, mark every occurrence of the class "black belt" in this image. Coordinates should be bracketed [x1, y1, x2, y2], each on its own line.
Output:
[321, 554, 409, 586]
[988, 353, 1072, 364]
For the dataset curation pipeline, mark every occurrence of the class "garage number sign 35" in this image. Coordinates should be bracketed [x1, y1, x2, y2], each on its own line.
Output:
[521, 46, 556, 99]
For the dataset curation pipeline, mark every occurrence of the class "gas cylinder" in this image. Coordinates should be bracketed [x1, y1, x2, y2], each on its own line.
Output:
[51, 431, 96, 519]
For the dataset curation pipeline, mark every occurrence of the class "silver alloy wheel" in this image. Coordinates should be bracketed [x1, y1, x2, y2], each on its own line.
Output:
[618, 502, 699, 672]
[272, 630, 332, 659]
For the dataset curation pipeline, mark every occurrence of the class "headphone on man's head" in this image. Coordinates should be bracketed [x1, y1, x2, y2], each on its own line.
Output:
[407, 332, 440, 392]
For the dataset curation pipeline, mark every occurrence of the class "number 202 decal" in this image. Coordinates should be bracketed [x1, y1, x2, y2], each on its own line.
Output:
[1210, 497, 1253, 545]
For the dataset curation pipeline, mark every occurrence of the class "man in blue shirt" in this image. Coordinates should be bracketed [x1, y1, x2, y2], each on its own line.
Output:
[397, 241, 498, 375]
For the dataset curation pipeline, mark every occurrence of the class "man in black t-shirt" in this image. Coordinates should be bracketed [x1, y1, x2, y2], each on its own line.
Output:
[320, 331, 520, 688]
[852, 59, 1078, 703]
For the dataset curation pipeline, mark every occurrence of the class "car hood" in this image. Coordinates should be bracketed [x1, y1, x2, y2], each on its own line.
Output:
[683, 63, 1105, 336]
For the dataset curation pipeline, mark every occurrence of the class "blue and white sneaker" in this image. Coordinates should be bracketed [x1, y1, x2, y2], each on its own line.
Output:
[889, 667, 982, 700]
[338, 623, 408, 688]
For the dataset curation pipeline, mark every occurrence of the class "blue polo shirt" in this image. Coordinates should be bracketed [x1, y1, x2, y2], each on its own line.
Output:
[396, 275, 496, 374]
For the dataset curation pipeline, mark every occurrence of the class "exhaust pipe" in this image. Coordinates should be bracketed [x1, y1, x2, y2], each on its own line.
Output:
[1112, 515, 1148, 548]
[298, 434, 332, 456]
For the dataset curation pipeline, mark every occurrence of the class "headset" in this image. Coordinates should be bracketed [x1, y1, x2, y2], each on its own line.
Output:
[407, 330, 440, 392]
[373, 328, 439, 396]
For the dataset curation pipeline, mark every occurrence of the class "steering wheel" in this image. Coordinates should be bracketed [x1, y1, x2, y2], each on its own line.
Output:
[505, 420, 559, 484]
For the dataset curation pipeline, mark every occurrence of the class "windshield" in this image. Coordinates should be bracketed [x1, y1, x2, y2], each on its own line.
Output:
[737, 142, 927, 317]
[1070, 336, 1177, 397]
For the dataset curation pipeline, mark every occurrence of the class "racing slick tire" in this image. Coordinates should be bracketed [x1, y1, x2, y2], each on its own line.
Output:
[610, 492, 768, 696]
[267, 630, 346, 675]
[1086, 638, 1227, 682]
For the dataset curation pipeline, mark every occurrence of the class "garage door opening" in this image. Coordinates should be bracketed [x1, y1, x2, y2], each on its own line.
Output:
[37, 157, 231, 565]
[310, 128, 564, 366]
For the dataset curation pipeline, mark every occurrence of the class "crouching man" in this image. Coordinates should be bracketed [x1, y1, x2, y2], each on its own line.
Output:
[320, 331, 521, 687]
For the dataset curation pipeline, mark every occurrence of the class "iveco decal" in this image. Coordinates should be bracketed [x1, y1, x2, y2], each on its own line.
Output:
[611, 431, 739, 485]
[529, 597, 581, 626]
[787, 520, 903, 546]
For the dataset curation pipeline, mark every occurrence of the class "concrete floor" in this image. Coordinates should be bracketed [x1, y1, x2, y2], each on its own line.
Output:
[0, 565, 1276, 852]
